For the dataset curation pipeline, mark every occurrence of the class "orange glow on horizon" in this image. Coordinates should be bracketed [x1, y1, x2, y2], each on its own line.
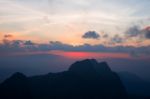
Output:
[1, 50, 150, 60]
[49, 50, 131, 59]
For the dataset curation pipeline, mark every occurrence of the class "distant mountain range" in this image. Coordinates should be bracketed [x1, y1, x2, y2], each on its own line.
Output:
[0, 59, 149, 99]
[118, 71, 150, 96]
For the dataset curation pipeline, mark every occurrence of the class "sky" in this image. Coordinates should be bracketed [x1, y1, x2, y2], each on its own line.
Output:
[0, 0, 150, 82]
[0, 0, 150, 45]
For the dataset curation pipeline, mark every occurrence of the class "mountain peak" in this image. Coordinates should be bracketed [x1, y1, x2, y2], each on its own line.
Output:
[68, 59, 112, 77]
[69, 59, 98, 73]
[11, 72, 26, 78]
[4, 72, 27, 83]
[74, 58, 98, 63]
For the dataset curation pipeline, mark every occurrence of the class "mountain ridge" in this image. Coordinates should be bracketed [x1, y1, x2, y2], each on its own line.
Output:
[0, 59, 127, 99]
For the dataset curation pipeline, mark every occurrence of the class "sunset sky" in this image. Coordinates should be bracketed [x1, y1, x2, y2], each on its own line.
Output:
[0, 0, 150, 83]
[0, 0, 150, 45]
[0, 0, 150, 59]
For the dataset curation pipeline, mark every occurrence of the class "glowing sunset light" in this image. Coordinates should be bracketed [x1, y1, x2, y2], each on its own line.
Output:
[49, 50, 131, 59]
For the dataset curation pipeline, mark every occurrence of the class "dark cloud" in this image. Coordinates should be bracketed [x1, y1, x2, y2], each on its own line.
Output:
[0, 40, 37, 53]
[145, 31, 150, 39]
[24, 40, 34, 45]
[111, 35, 123, 43]
[103, 34, 109, 38]
[49, 41, 73, 50]
[125, 25, 150, 39]
[4, 34, 13, 38]
[143, 26, 150, 39]
[125, 25, 141, 37]
[82, 31, 100, 39]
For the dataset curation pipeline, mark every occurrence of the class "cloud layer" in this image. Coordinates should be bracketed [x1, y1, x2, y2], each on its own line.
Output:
[0, 39, 150, 58]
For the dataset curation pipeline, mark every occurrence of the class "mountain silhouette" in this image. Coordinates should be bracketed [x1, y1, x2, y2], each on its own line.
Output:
[118, 72, 150, 96]
[0, 72, 32, 99]
[0, 59, 127, 99]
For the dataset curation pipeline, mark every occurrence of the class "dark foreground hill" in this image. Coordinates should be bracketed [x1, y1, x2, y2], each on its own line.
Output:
[0, 59, 131, 99]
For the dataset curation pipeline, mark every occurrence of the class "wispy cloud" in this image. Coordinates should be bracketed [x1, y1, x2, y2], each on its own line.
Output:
[0, 0, 150, 45]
